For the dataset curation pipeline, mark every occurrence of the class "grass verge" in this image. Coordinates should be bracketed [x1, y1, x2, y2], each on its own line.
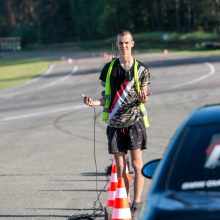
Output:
[0, 58, 52, 90]
[26, 31, 220, 53]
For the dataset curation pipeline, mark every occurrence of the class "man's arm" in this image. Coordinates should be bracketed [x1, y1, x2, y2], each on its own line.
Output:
[138, 68, 151, 103]
[82, 63, 107, 107]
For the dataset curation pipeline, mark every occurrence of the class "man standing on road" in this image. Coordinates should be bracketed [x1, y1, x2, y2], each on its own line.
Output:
[82, 30, 151, 215]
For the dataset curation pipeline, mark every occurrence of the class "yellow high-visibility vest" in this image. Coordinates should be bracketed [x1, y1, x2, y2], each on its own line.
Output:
[102, 59, 149, 128]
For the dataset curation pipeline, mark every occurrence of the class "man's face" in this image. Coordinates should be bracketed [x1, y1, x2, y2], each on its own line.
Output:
[117, 34, 134, 56]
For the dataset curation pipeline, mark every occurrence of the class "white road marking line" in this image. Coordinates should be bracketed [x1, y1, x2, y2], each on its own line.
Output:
[169, 62, 216, 89]
[27, 63, 55, 84]
[2, 104, 87, 121]
[37, 65, 78, 90]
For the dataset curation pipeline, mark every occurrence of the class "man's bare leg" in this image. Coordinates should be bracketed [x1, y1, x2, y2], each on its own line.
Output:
[130, 148, 144, 203]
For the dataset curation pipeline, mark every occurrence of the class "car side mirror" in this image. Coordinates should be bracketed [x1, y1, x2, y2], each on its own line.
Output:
[142, 159, 161, 179]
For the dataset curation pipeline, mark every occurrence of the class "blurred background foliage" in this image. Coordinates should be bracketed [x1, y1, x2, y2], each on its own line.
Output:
[0, 0, 219, 50]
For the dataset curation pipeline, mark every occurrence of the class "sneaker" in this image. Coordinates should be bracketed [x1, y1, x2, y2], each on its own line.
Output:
[130, 202, 140, 216]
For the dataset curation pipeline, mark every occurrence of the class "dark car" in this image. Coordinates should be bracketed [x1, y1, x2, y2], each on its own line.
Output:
[141, 104, 220, 220]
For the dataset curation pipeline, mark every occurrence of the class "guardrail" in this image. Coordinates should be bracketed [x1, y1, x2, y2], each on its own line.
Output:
[0, 37, 21, 51]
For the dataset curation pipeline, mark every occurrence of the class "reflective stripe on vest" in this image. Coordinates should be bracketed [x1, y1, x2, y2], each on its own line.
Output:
[134, 60, 149, 128]
[102, 59, 149, 128]
[102, 59, 116, 121]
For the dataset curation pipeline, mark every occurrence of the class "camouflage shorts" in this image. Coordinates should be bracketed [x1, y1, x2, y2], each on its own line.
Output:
[106, 119, 147, 154]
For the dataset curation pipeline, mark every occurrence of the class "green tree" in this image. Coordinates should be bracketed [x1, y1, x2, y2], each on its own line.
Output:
[35, 0, 73, 44]
[0, 0, 220, 44]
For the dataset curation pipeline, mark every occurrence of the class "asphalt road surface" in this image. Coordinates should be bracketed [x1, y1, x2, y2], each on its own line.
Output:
[0, 52, 219, 220]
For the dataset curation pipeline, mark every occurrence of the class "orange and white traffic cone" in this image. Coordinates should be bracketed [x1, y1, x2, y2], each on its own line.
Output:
[106, 158, 118, 208]
[112, 177, 132, 220]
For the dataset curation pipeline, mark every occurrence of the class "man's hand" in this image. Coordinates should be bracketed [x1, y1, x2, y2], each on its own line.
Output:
[138, 91, 148, 103]
[138, 89, 151, 103]
[81, 94, 94, 107]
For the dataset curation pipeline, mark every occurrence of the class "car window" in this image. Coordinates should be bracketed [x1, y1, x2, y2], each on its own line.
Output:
[167, 124, 220, 191]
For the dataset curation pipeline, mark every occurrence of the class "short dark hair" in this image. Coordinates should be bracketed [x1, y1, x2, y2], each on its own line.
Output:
[117, 30, 133, 41]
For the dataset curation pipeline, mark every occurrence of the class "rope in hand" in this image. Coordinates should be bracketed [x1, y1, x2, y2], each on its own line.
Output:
[68, 104, 108, 219]
[92, 107, 105, 217]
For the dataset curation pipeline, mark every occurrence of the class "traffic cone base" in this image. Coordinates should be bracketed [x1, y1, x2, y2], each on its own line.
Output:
[112, 177, 132, 220]
[112, 208, 132, 219]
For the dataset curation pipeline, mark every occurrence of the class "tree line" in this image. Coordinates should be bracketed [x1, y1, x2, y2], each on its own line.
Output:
[0, 0, 219, 45]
